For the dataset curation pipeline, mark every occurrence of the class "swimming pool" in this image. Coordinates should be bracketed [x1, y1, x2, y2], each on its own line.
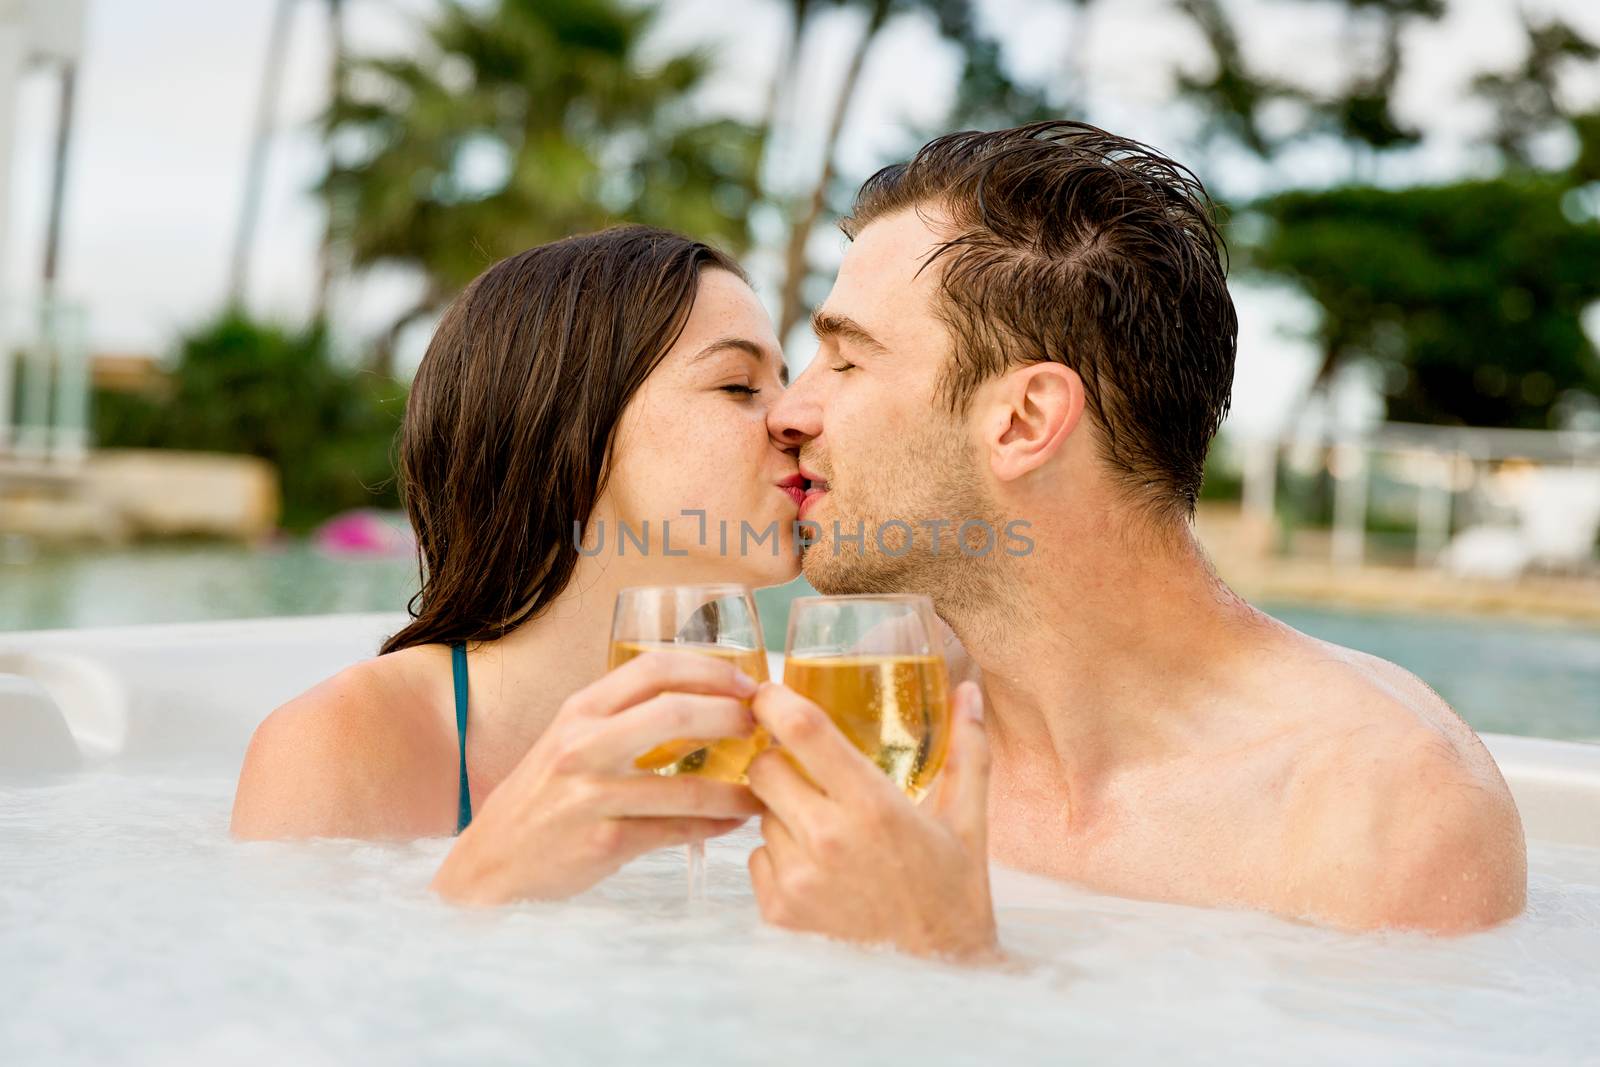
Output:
[4, 542, 1598, 741]
[1267, 602, 1600, 742]
[2, 614, 1599, 1064]
[3, 543, 1600, 742]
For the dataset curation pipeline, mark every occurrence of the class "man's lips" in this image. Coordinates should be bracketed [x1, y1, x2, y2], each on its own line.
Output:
[798, 466, 829, 519]
[778, 470, 829, 515]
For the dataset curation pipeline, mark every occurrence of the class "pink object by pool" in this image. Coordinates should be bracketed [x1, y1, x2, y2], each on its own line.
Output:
[312, 510, 415, 557]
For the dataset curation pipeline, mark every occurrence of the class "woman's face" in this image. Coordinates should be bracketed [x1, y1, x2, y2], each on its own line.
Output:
[600, 269, 801, 589]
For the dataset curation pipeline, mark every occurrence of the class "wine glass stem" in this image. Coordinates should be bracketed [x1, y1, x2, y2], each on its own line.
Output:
[686, 840, 707, 902]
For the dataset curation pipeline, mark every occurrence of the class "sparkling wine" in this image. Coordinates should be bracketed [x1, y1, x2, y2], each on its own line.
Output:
[782, 653, 951, 799]
[607, 639, 770, 781]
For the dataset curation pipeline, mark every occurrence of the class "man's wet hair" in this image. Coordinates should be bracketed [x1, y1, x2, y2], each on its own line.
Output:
[845, 121, 1238, 519]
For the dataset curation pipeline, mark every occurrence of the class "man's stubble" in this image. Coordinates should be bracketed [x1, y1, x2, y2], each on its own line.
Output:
[800, 408, 1013, 620]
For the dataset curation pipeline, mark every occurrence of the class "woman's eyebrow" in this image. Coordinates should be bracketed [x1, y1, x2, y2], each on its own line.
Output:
[693, 337, 789, 385]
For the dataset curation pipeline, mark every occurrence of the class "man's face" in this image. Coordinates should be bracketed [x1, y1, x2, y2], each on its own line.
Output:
[767, 208, 999, 600]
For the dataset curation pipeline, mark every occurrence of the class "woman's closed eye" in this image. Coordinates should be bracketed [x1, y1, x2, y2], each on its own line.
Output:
[720, 383, 760, 397]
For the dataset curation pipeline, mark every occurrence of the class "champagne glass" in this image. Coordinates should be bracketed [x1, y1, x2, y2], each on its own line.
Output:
[609, 584, 769, 899]
[783, 594, 952, 801]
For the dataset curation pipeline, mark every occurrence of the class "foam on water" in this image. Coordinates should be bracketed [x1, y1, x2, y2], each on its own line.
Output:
[4, 766, 1599, 1066]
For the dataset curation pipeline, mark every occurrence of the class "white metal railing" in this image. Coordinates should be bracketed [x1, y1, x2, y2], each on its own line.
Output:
[1236, 423, 1600, 572]
[1, 0, 89, 471]
[0, 296, 90, 465]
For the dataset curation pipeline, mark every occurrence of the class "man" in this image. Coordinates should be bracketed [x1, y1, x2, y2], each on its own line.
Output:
[741, 121, 1526, 960]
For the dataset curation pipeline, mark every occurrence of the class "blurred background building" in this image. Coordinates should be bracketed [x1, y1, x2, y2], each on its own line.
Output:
[0, 1, 1597, 701]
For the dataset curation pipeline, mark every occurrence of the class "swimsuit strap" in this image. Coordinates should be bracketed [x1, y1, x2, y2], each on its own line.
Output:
[451, 642, 472, 834]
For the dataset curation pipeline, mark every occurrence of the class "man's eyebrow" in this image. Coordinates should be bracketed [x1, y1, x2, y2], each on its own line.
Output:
[693, 337, 789, 386]
[811, 310, 888, 355]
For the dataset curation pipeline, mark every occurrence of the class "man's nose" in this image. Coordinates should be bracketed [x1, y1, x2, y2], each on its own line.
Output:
[768, 362, 822, 449]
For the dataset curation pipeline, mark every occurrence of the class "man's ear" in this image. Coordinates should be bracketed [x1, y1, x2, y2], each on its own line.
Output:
[981, 362, 1085, 483]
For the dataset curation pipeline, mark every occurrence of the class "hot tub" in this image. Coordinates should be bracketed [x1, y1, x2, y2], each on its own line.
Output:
[3, 614, 1598, 1064]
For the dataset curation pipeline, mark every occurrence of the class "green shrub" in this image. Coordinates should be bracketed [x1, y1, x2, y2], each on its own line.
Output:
[93, 312, 406, 531]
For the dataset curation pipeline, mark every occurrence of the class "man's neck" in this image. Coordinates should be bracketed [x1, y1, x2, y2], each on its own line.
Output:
[947, 513, 1259, 794]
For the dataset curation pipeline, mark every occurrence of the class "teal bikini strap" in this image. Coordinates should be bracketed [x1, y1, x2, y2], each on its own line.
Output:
[451, 642, 472, 834]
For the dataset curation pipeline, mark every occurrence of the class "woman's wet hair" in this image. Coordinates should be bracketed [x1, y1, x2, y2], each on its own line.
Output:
[381, 225, 745, 655]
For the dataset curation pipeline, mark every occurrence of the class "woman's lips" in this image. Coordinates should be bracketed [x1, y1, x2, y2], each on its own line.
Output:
[777, 472, 828, 516]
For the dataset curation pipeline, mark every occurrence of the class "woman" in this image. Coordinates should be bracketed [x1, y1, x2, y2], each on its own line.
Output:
[231, 226, 801, 905]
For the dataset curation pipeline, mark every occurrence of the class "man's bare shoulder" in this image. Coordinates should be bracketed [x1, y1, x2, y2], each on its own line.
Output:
[230, 646, 457, 841]
[1256, 625, 1527, 933]
[1280, 631, 1506, 792]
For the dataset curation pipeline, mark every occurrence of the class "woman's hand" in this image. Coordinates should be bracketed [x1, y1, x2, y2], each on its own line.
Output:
[431, 651, 764, 905]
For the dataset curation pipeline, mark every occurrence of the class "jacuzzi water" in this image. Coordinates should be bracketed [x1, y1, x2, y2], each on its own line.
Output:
[5, 762, 1599, 1065]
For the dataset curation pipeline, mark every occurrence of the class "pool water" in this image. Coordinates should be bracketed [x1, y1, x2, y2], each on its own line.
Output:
[3, 766, 1598, 1065]
[3, 542, 1598, 741]
[1267, 604, 1600, 742]
[0, 542, 419, 632]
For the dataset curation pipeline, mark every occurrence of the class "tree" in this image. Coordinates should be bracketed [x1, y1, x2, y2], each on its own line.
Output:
[1245, 179, 1600, 428]
[313, 0, 347, 322]
[923, 0, 1065, 132]
[1170, 1, 1600, 429]
[320, 0, 763, 374]
[94, 313, 406, 530]
[766, 0, 1078, 341]
[1473, 15, 1600, 170]
[321, 0, 1077, 363]
[229, 0, 297, 310]
[1174, 0, 1446, 166]
[772, 0, 893, 342]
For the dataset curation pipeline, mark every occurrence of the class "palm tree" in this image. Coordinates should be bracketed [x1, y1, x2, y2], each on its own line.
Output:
[320, 0, 762, 375]
[229, 0, 296, 310]
[773, 0, 891, 342]
[765, 0, 1068, 342]
[313, 0, 346, 322]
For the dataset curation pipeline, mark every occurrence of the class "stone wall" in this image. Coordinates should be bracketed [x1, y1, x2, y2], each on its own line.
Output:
[0, 449, 279, 542]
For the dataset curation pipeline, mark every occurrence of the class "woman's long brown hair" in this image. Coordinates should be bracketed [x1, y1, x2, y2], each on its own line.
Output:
[380, 225, 745, 655]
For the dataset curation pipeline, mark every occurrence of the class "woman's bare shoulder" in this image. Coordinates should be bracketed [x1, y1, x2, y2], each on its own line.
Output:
[230, 646, 458, 841]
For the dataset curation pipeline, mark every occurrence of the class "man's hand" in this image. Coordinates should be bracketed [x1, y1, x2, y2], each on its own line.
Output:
[745, 679, 998, 962]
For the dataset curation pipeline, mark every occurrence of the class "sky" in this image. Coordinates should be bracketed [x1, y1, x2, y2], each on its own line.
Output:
[3, 0, 1598, 439]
